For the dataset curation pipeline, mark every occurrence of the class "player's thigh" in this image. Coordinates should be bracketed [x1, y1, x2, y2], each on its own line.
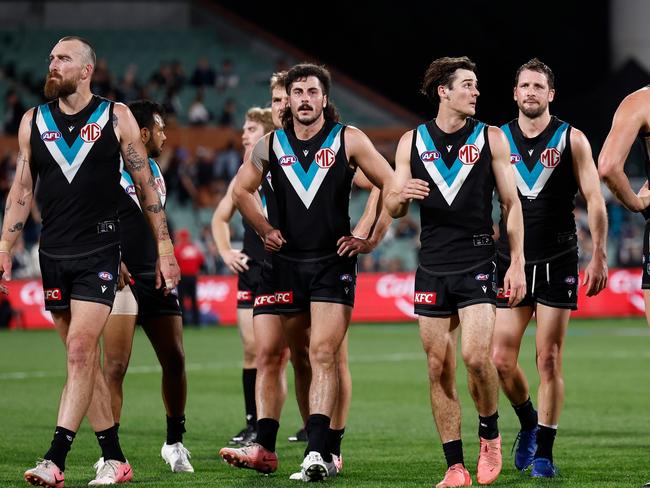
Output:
[418, 314, 459, 363]
[458, 303, 496, 359]
[141, 314, 185, 363]
[237, 308, 255, 349]
[309, 302, 350, 354]
[67, 299, 112, 345]
[254, 312, 287, 356]
[534, 303, 570, 356]
[493, 306, 534, 360]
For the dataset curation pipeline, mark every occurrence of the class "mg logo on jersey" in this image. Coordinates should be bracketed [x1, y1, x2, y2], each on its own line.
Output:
[275, 291, 294, 304]
[420, 150, 441, 162]
[510, 154, 521, 164]
[315, 148, 336, 168]
[80, 122, 102, 143]
[540, 148, 561, 168]
[254, 294, 276, 307]
[458, 144, 480, 165]
[279, 155, 297, 166]
[237, 291, 252, 302]
[414, 291, 437, 304]
[41, 131, 62, 141]
[44, 288, 62, 301]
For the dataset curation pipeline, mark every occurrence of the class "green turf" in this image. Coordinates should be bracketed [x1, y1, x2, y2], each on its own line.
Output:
[1, 318, 649, 487]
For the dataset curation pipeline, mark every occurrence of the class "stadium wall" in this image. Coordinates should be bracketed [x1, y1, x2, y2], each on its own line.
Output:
[3, 269, 646, 329]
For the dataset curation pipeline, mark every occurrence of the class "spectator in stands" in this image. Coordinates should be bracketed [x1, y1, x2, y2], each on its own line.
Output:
[197, 224, 221, 275]
[216, 59, 239, 92]
[117, 64, 141, 103]
[170, 60, 186, 91]
[174, 228, 205, 326]
[162, 86, 182, 126]
[218, 98, 237, 127]
[213, 141, 240, 183]
[150, 61, 173, 89]
[3, 89, 25, 135]
[191, 57, 216, 87]
[91, 58, 113, 98]
[187, 89, 212, 126]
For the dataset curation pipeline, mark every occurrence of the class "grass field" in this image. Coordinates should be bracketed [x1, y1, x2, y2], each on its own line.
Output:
[1, 319, 649, 487]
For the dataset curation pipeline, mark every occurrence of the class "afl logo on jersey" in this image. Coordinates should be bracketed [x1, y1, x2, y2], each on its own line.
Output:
[315, 148, 336, 168]
[458, 144, 480, 165]
[540, 148, 561, 168]
[420, 150, 441, 162]
[41, 131, 62, 141]
[80, 122, 102, 143]
[510, 154, 522, 164]
[279, 155, 297, 166]
[125, 184, 136, 195]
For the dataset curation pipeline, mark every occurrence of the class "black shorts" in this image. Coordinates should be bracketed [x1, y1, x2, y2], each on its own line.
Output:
[39, 245, 120, 311]
[414, 258, 497, 317]
[237, 259, 262, 310]
[271, 253, 357, 313]
[642, 223, 650, 289]
[496, 249, 578, 310]
[131, 271, 182, 319]
[253, 260, 278, 316]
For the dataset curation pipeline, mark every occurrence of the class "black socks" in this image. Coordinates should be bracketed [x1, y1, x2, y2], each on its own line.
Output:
[95, 425, 126, 463]
[256, 418, 280, 452]
[478, 411, 499, 440]
[442, 439, 464, 468]
[243, 368, 257, 427]
[513, 397, 538, 431]
[166, 415, 186, 445]
[44, 426, 76, 471]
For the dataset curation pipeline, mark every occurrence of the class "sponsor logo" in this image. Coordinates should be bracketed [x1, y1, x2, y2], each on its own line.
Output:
[98, 271, 113, 281]
[496, 288, 511, 299]
[568, 290, 573, 298]
[315, 148, 336, 168]
[376, 274, 416, 317]
[420, 150, 441, 162]
[275, 291, 293, 304]
[125, 184, 136, 195]
[482, 285, 487, 293]
[565, 276, 577, 285]
[510, 154, 521, 164]
[458, 144, 480, 165]
[279, 155, 297, 166]
[101, 285, 107, 293]
[540, 147, 561, 168]
[44, 288, 62, 301]
[80, 122, 102, 143]
[414, 291, 437, 304]
[254, 294, 275, 307]
[340, 274, 354, 282]
[237, 290, 252, 302]
[475, 273, 489, 281]
[41, 130, 62, 141]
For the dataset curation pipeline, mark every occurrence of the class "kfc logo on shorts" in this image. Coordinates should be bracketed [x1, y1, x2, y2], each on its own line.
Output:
[315, 148, 336, 168]
[44, 288, 62, 301]
[279, 155, 297, 166]
[254, 294, 275, 307]
[414, 291, 437, 304]
[41, 131, 62, 141]
[475, 273, 490, 281]
[458, 144, 480, 165]
[565, 276, 577, 285]
[98, 271, 113, 281]
[420, 151, 441, 162]
[237, 290, 252, 302]
[275, 291, 294, 304]
[496, 288, 511, 299]
[540, 148, 561, 168]
[510, 154, 522, 164]
[80, 123, 102, 143]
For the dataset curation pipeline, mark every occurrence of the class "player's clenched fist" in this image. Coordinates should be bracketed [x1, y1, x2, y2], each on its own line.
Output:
[263, 228, 286, 252]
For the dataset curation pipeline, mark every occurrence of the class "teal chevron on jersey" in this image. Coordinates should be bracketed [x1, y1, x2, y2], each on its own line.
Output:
[120, 158, 166, 209]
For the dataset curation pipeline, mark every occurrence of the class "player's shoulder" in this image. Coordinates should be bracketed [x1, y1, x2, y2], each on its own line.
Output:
[617, 86, 650, 115]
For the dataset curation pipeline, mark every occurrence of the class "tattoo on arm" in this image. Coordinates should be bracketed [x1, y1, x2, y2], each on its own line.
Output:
[112, 114, 118, 128]
[157, 218, 170, 241]
[125, 143, 146, 172]
[146, 200, 164, 213]
[8, 222, 24, 232]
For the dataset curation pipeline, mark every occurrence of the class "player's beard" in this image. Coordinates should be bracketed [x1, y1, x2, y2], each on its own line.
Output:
[44, 72, 78, 100]
[518, 99, 547, 119]
[148, 143, 161, 159]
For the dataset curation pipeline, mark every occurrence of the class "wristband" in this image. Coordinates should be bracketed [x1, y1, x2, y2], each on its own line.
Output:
[158, 239, 174, 257]
[0, 240, 11, 253]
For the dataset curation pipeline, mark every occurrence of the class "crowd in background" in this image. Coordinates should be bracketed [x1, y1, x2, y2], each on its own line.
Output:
[0, 56, 647, 281]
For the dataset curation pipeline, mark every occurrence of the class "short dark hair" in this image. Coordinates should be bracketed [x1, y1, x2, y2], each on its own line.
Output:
[420, 56, 476, 103]
[57, 36, 96, 66]
[282, 63, 339, 129]
[128, 99, 164, 131]
[515, 58, 555, 89]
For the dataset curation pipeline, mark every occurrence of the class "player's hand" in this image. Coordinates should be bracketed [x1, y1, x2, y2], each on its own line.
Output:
[398, 178, 429, 203]
[503, 261, 526, 307]
[637, 180, 650, 209]
[0, 251, 12, 284]
[582, 255, 608, 297]
[337, 235, 373, 257]
[156, 254, 181, 295]
[221, 249, 250, 274]
[263, 229, 286, 252]
[117, 261, 133, 291]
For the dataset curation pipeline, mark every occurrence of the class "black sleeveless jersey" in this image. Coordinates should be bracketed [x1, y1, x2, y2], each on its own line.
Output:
[411, 118, 495, 272]
[30, 95, 121, 256]
[497, 117, 577, 262]
[268, 120, 353, 259]
[640, 127, 650, 221]
[118, 158, 165, 274]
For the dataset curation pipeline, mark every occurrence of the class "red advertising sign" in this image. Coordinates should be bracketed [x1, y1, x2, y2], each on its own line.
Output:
[2, 269, 648, 329]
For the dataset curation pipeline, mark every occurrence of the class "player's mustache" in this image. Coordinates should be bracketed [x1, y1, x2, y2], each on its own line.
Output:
[298, 104, 313, 111]
[47, 71, 62, 80]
